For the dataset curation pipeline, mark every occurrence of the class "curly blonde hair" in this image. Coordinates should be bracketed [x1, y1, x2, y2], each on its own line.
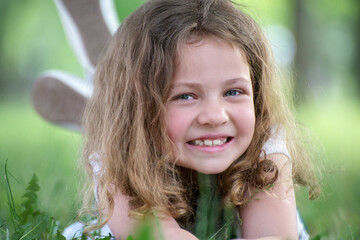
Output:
[81, 0, 320, 230]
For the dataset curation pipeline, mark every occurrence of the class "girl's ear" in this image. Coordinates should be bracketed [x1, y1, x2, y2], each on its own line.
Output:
[32, 0, 118, 131]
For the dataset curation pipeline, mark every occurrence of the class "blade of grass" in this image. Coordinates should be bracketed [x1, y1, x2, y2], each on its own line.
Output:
[208, 211, 234, 240]
[6, 229, 10, 240]
[152, 211, 165, 240]
[19, 215, 49, 240]
[195, 173, 221, 239]
[48, 217, 55, 239]
[4, 159, 20, 231]
[7, 168, 21, 184]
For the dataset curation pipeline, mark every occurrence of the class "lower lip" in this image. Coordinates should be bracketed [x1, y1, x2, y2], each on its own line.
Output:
[186, 138, 234, 153]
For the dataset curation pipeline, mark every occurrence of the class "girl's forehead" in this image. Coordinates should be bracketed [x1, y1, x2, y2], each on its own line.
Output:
[172, 36, 251, 85]
[176, 36, 248, 66]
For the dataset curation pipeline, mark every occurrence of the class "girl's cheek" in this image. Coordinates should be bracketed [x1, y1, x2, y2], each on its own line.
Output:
[165, 108, 184, 140]
[166, 114, 187, 140]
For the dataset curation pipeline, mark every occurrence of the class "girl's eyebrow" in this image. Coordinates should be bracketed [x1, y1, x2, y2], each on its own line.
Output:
[171, 82, 203, 91]
[225, 77, 251, 85]
[172, 77, 251, 89]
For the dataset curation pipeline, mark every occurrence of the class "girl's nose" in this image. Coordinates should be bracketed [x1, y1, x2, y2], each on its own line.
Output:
[196, 102, 229, 127]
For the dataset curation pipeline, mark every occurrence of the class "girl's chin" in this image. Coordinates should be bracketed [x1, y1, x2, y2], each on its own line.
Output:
[196, 168, 227, 175]
[173, 155, 236, 174]
[190, 162, 232, 175]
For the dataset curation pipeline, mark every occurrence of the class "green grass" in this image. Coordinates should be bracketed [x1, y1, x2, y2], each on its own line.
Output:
[1, 94, 360, 239]
[0, 96, 81, 228]
[296, 95, 360, 238]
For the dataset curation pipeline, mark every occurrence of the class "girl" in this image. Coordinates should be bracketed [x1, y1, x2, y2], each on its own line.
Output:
[81, 0, 319, 239]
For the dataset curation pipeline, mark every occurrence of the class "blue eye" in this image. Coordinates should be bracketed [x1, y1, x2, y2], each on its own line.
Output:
[224, 89, 242, 96]
[176, 94, 194, 100]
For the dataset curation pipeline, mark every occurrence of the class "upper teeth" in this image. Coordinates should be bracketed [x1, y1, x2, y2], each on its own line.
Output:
[193, 139, 227, 146]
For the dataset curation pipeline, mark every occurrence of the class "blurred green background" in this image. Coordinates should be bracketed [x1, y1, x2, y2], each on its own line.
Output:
[0, 0, 359, 239]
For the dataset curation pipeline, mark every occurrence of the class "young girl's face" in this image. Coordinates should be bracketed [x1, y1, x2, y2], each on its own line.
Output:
[165, 36, 255, 174]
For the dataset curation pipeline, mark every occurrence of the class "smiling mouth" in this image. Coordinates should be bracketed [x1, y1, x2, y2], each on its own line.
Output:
[187, 137, 233, 147]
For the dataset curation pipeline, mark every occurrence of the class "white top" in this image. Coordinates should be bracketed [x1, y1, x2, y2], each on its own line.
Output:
[261, 126, 290, 160]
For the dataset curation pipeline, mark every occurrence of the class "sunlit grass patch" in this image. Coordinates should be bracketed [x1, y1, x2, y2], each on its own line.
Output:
[296, 96, 360, 238]
[0, 97, 81, 227]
